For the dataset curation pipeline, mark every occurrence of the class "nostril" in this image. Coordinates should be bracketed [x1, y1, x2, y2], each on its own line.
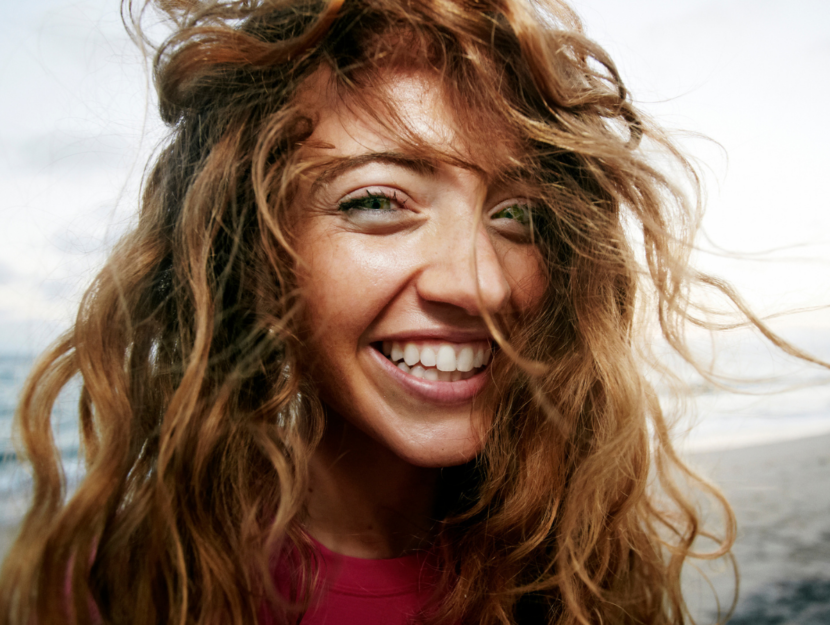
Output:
[412, 244, 513, 316]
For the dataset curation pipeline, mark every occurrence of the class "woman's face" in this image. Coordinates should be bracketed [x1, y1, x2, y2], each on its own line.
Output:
[293, 71, 546, 467]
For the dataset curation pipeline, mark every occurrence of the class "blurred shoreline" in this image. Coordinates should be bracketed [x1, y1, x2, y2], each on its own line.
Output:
[685, 433, 830, 623]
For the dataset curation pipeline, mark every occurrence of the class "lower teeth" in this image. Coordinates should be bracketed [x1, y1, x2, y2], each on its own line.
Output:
[395, 360, 477, 381]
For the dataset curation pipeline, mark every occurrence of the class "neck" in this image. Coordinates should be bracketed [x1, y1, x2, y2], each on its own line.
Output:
[305, 411, 440, 559]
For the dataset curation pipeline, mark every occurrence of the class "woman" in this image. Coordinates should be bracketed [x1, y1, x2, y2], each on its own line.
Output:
[0, 0, 779, 623]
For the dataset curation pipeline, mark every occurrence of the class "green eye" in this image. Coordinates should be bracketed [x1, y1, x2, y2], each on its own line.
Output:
[339, 194, 394, 212]
[492, 203, 530, 224]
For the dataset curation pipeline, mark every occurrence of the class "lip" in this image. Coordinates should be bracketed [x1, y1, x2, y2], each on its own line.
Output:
[368, 344, 491, 405]
[370, 328, 493, 344]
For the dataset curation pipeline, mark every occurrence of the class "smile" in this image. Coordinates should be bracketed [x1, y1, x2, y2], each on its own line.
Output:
[378, 340, 492, 381]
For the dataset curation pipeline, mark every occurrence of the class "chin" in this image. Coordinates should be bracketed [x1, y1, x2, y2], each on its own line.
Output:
[383, 417, 490, 469]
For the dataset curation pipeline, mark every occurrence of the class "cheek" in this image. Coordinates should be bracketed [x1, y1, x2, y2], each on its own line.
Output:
[502, 246, 547, 313]
[298, 233, 357, 305]
[296, 232, 408, 335]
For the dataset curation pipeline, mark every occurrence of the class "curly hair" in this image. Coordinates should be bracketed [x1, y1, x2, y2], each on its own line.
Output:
[3, 0, 803, 623]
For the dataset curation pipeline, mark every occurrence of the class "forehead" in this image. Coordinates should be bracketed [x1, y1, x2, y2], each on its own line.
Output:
[296, 67, 524, 175]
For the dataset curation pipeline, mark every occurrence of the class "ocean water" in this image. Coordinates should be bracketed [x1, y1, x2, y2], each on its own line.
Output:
[1, 329, 829, 527]
[0, 355, 84, 525]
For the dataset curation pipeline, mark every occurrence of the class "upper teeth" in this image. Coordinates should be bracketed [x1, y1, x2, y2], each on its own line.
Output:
[382, 341, 491, 372]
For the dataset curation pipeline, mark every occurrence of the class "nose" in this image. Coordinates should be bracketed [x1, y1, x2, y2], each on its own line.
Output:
[414, 220, 512, 317]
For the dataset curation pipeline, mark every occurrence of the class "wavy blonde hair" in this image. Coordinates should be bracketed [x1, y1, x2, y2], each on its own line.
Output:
[3, 0, 808, 623]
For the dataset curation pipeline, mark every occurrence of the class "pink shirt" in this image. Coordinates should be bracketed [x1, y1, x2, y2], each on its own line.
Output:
[261, 538, 440, 625]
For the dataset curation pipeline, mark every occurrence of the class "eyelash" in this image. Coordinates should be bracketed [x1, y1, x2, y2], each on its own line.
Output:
[337, 190, 407, 212]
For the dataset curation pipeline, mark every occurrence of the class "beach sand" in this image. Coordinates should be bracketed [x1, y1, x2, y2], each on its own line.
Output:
[1, 435, 828, 622]
[685, 434, 830, 624]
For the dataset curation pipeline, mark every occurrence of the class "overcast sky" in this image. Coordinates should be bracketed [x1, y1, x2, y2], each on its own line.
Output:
[1, 0, 829, 354]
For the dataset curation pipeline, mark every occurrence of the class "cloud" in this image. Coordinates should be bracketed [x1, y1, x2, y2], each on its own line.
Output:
[0, 309, 67, 356]
[0, 262, 18, 286]
[5, 130, 137, 174]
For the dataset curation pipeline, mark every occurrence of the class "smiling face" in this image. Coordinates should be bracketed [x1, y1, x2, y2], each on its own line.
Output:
[292, 70, 546, 468]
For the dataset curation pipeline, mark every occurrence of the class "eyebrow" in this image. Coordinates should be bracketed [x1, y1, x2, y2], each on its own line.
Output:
[308, 152, 438, 194]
